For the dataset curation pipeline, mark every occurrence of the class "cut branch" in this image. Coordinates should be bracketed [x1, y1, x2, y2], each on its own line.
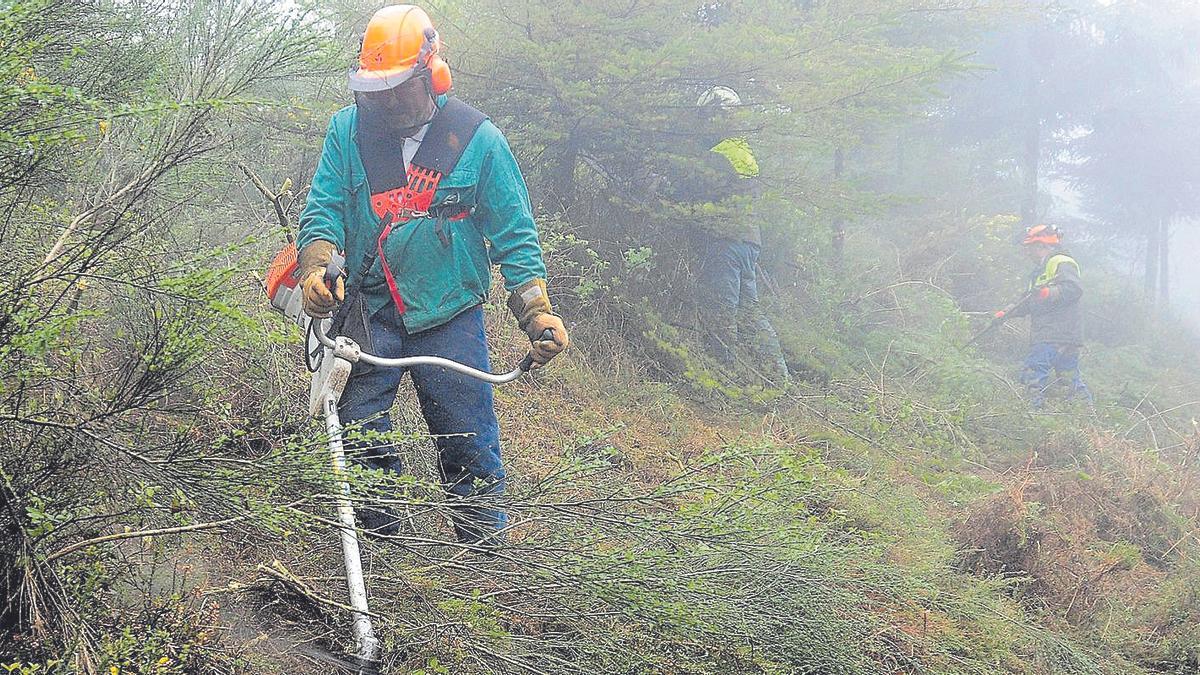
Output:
[46, 514, 251, 562]
[238, 160, 293, 242]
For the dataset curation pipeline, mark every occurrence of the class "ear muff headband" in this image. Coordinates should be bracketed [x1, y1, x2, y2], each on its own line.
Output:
[416, 27, 452, 95]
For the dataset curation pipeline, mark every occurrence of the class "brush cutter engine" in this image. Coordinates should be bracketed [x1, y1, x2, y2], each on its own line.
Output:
[265, 243, 356, 416]
[265, 242, 309, 327]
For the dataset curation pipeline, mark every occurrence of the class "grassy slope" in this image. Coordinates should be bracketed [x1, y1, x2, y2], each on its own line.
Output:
[28, 244, 1192, 674]
[203, 281, 1198, 674]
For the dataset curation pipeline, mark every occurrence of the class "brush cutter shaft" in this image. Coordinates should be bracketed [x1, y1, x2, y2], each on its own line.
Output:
[313, 320, 531, 384]
[323, 396, 382, 668]
[307, 315, 541, 674]
[964, 289, 1036, 348]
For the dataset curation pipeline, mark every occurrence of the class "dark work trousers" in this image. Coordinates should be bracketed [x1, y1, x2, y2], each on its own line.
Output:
[337, 304, 506, 544]
[698, 237, 789, 381]
[1020, 342, 1093, 409]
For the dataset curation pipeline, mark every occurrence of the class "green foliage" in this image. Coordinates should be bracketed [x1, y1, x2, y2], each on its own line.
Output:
[447, 0, 974, 308]
[1, 663, 61, 674]
[1, 1, 1198, 674]
[0, 0, 328, 668]
[341, 436, 1114, 673]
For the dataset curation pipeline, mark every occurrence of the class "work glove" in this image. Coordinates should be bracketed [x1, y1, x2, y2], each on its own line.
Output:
[507, 278, 569, 368]
[1035, 285, 1053, 301]
[298, 240, 345, 318]
[526, 313, 569, 367]
[993, 310, 1006, 320]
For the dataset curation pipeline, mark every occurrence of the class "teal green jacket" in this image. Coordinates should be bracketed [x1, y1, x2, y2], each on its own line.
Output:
[297, 100, 546, 333]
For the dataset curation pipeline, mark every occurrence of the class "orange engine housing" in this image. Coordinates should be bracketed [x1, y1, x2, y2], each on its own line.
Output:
[265, 243, 306, 323]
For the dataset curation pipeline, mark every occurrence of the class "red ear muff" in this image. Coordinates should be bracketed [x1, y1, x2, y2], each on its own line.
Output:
[428, 55, 452, 94]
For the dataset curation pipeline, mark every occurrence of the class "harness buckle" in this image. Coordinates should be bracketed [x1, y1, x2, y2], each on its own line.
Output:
[397, 208, 430, 221]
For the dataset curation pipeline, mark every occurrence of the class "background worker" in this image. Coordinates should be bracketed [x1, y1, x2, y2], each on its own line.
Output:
[294, 4, 568, 545]
[689, 86, 790, 384]
[995, 224, 1091, 408]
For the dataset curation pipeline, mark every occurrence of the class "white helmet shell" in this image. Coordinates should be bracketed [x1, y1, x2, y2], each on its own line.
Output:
[697, 85, 742, 108]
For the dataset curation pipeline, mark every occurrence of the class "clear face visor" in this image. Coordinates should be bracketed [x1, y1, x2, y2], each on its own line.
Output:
[348, 62, 420, 93]
[353, 76, 435, 136]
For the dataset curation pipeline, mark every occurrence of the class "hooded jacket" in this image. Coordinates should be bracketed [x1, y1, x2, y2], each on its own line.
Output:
[670, 128, 763, 246]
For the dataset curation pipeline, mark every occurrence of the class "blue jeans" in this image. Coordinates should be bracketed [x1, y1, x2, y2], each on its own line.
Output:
[698, 238, 788, 379]
[338, 304, 506, 544]
[1020, 342, 1092, 408]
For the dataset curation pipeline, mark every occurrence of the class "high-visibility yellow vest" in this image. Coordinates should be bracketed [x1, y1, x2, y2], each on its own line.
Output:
[710, 137, 759, 178]
[1032, 253, 1080, 288]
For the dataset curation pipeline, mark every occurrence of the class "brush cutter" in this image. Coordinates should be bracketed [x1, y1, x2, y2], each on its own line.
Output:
[266, 244, 548, 674]
[963, 289, 1035, 349]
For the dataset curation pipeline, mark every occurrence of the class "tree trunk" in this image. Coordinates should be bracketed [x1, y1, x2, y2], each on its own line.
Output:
[1020, 30, 1041, 227]
[543, 133, 579, 216]
[1020, 118, 1040, 226]
[1159, 218, 1170, 306]
[832, 146, 845, 267]
[1145, 218, 1160, 303]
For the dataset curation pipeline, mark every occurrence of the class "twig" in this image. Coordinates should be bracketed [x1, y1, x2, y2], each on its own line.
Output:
[1121, 400, 1200, 437]
[257, 560, 381, 619]
[46, 514, 252, 562]
[42, 163, 160, 265]
[237, 161, 293, 243]
[1163, 529, 1195, 558]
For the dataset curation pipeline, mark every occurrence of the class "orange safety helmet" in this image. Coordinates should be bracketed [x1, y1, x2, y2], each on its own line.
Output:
[348, 5, 452, 95]
[1022, 224, 1061, 246]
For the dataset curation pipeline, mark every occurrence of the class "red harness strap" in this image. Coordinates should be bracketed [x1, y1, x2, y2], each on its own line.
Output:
[375, 220, 405, 313]
[369, 165, 471, 314]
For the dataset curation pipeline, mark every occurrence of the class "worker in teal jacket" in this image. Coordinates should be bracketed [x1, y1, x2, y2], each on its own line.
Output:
[295, 5, 568, 546]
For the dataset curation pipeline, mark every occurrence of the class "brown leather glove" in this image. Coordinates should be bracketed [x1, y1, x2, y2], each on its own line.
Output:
[527, 313, 568, 367]
[508, 278, 569, 368]
[298, 240, 345, 318]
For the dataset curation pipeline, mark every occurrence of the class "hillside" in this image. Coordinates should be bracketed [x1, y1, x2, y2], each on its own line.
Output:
[11, 268, 1198, 673]
[2, 1, 1200, 674]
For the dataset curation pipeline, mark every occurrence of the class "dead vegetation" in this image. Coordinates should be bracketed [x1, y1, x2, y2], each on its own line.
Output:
[955, 429, 1200, 668]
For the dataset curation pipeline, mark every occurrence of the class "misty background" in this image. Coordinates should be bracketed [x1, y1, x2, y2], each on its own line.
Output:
[948, 1, 1200, 328]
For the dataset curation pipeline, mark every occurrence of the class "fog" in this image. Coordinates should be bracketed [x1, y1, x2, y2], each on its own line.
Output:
[947, 0, 1200, 334]
[1172, 226, 1200, 329]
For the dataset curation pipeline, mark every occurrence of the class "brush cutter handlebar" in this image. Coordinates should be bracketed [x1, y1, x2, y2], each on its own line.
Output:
[324, 251, 347, 290]
[312, 320, 546, 385]
[518, 328, 556, 372]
